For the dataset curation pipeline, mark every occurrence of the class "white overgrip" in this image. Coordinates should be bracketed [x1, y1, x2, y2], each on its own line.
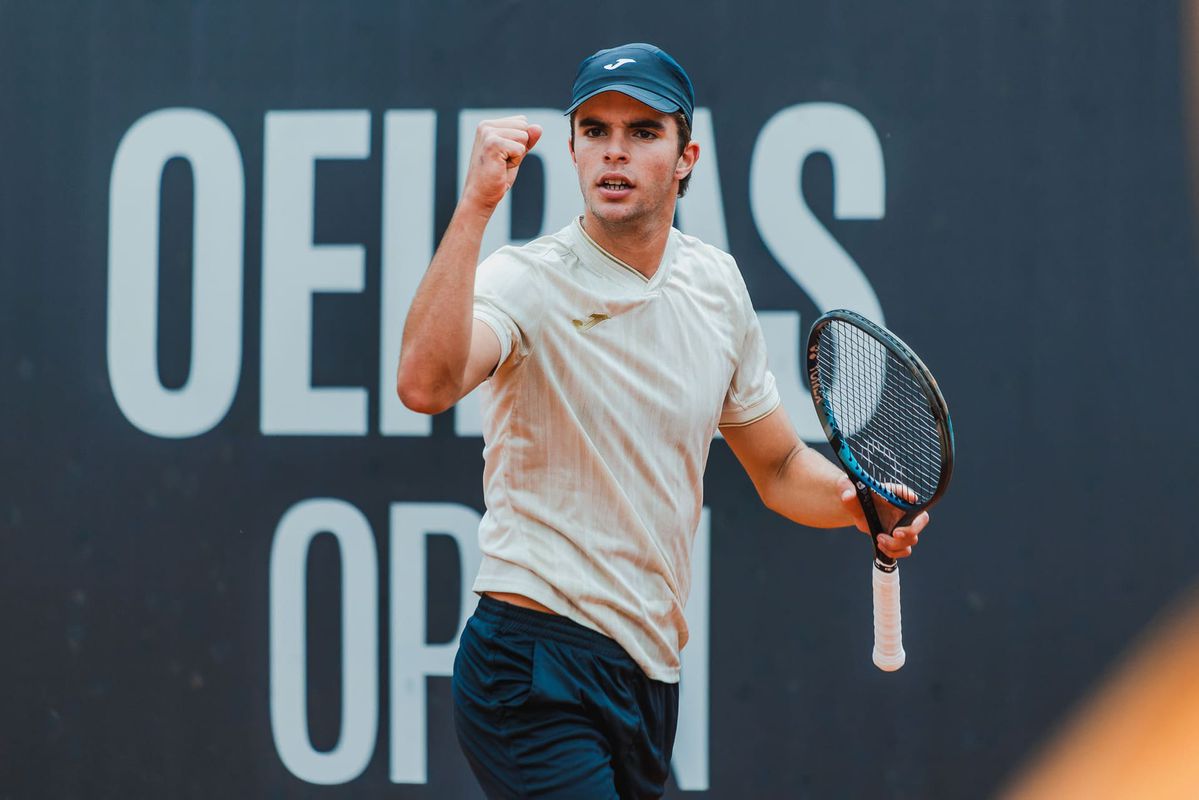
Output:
[872, 563, 905, 671]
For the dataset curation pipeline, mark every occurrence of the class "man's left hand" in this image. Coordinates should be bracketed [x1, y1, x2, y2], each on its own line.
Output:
[837, 476, 929, 560]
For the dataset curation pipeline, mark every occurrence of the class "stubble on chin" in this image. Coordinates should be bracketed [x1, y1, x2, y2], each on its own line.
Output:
[584, 189, 669, 231]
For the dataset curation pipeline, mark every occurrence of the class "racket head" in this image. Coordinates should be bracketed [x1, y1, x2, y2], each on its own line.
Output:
[806, 309, 955, 515]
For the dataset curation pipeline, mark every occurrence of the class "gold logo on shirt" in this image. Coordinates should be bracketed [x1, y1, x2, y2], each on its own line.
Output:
[572, 313, 610, 332]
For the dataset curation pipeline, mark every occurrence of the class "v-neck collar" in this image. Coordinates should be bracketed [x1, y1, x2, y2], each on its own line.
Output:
[571, 216, 676, 292]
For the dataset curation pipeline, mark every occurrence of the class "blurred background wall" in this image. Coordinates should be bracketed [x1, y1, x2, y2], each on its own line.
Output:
[2, 1, 1196, 797]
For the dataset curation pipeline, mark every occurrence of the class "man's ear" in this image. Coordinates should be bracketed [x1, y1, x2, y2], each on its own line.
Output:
[568, 133, 576, 165]
[676, 140, 700, 181]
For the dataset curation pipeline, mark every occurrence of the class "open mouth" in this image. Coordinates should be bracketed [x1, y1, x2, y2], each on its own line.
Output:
[597, 175, 634, 198]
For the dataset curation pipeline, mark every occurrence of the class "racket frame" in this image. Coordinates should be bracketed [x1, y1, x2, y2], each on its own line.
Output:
[806, 308, 955, 536]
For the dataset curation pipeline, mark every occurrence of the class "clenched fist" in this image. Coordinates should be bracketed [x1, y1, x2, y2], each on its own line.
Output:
[460, 115, 544, 214]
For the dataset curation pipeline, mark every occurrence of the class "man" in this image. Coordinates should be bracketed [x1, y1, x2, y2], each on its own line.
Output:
[397, 42, 928, 800]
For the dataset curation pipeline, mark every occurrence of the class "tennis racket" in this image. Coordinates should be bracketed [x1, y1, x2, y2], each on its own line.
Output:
[806, 309, 955, 671]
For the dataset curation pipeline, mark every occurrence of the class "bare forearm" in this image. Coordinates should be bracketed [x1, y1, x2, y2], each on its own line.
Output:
[724, 408, 924, 554]
[764, 445, 856, 529]
[396, 115, 541, 414]
[396, 205, 490, 412]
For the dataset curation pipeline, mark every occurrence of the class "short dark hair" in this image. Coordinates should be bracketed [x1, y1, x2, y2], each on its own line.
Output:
[569, 110, 694, 198]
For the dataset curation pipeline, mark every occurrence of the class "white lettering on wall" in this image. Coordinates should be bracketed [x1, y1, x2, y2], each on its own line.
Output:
[389, 502, 483, 783]
[107, 104, 886, 443]
[379, 110, 437, 436]
[107, 108, 244, 437]
[261, 110, 371, 435]
[267, 499, 711, 789]
[750, 102, 886, 441]
[269, 498, 379, 784]
[673, 508, 711, 791]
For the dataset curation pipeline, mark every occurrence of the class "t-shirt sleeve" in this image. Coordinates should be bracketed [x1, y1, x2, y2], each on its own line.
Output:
[719, 267, 781, 427]
[472, 248, 541, 369]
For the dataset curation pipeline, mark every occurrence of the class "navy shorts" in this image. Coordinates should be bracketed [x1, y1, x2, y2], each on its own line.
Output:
[452, 596, 679, 799]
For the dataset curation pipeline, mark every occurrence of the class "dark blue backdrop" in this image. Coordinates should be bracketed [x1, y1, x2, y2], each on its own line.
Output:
[2, 1, 1196, 797]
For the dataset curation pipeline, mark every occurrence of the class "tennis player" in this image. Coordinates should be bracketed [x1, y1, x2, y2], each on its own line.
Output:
[397, 42, 929, 800]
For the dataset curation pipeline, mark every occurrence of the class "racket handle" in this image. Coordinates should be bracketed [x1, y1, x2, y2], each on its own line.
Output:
[872, 562, 906, 671]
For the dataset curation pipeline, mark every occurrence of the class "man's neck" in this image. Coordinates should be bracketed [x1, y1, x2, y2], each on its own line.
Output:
[580, 209, 674, 280]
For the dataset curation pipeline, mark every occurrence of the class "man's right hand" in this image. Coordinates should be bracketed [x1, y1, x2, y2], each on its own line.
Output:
[397, 117, 539, 415]
[460, 115, 544, 213]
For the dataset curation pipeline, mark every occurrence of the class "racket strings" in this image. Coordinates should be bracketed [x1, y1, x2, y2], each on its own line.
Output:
[815, 320, 944, 504]
[823, 334, 942, 498]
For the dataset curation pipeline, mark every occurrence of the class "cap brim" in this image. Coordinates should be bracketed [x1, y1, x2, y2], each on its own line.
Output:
[564, 84, 681, 116]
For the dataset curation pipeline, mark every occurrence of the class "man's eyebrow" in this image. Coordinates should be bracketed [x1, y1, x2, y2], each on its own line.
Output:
[575, 117, 667, 130]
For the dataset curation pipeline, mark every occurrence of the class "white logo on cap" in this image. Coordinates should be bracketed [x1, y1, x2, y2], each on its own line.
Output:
[603, 58, 636, 70]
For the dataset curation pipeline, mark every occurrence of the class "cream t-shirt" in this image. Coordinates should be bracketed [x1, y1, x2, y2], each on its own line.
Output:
[471, 217, 779, 682]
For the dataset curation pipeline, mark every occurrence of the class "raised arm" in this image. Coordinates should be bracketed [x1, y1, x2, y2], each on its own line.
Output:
[720, 406, 928, 559]
[396, 115, 543, 415]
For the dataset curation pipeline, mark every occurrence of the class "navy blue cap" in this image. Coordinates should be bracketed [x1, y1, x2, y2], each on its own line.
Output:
[565, 43, 695, 126]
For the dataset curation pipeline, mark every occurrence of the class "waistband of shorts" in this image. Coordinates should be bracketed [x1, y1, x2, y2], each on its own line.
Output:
[474, 595, 629, 659]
